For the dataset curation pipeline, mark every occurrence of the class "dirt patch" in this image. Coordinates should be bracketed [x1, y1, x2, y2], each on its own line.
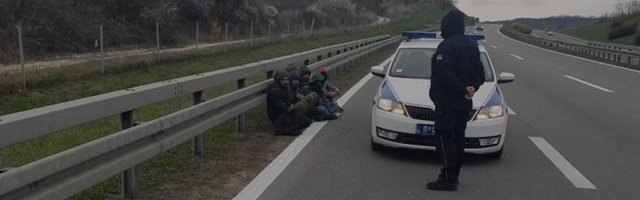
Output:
[123, 133, 294, 200]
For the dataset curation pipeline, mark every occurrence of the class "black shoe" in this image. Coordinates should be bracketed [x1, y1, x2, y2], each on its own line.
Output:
[427, 180, 458, 191]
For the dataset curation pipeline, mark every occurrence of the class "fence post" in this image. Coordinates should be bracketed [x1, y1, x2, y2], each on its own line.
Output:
[224, 23, 229, 52]
[268, 23, 272, 39]
[120, 110, 137, 198]
[236, 79, 247, 134]
[17, 24, 26, 90]
[155, 22, 160, 64]
[629, 56, 632, 65]
[192, 91, 204, 156]
[310, 17, 316, 37]
[195, 21, 199, 54]
[100, 25, 105, 74]
[250, 21, 254, 48]
[302, 20, 306, 36]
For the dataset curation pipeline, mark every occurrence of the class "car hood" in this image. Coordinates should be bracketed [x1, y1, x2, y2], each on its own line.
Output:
[386, 76, 496, 108]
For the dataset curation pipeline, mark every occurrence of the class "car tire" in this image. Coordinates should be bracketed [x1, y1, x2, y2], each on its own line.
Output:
[371, 139, 386, 151]
[486, 147, 503, 159]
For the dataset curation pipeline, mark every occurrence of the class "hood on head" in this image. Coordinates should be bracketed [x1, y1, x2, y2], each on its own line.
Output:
[288, 70, 301, 81]
[274, 70, 289, 82]
[440, 9, 466, 39]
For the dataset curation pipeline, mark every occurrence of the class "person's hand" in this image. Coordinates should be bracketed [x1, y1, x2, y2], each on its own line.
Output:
[465, 86, 475, 100]
[327, 91, 338, 98]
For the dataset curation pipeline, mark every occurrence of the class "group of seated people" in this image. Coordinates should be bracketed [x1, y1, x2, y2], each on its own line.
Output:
[266, 66, 343, 135]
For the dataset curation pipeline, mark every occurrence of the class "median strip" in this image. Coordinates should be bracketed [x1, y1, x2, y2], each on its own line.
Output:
[563, 75, 614, 93]
[510, 53, 525, 60]
[529, 137, 597, 190]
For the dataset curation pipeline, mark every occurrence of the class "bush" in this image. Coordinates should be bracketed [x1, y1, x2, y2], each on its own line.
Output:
[512, 23, 532, 34]
[611, 17, 626, 28]
[608, 21, 638, 40]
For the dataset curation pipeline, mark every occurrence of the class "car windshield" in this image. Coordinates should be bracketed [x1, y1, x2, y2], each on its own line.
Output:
[388, 48, 495, 81]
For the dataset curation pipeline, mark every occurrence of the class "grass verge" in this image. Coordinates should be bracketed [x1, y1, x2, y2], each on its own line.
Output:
[0, 5, 444, 200]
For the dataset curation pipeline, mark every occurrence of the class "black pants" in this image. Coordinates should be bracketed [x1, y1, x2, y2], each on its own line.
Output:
[434, 108, 469, 183]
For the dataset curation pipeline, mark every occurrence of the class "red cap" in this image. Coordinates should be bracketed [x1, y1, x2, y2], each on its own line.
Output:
[318, 67, 328, 74]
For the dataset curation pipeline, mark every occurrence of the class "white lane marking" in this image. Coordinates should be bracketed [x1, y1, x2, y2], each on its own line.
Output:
[529, 137, 597, 190]
[496, 25, 640, 75]
[234, 58, 390, 200]
[563, 75, 615, 93]
[510, 53, 525, 60]
[507, 106, 517, 115]
[491, 45, 498, 49]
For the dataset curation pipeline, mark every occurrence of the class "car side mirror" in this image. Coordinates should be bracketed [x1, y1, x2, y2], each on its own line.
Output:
[370, 65, 385, 77]
[498, 72, 515, 84]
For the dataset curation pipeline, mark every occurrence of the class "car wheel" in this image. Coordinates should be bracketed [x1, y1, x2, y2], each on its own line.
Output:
[371, 139, 386, 151]
[487, 147, 503, 159]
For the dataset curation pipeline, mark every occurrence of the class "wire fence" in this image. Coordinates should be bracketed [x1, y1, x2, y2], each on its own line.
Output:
[0, 17, 385, 92]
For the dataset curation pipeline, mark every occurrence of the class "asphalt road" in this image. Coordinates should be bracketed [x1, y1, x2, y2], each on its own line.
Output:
[531, 29, 588, 45]
[246, 24, 640, 200]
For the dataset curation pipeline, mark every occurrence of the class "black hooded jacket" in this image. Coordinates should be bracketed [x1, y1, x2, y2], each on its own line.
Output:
[267, 72, 292, 122]
[429, 9, 486, 112]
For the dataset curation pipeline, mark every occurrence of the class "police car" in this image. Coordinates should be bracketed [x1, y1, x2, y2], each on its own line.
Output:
[369, 32, 515, 158]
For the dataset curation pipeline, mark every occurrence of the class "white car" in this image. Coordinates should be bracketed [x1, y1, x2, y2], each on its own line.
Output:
[369, 32, 515, 159]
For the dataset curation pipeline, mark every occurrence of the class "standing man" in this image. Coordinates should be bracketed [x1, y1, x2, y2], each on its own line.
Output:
[428, 9, 485, 191]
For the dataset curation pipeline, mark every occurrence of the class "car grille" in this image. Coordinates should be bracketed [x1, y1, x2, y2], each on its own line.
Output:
[405, 105, 436, 121]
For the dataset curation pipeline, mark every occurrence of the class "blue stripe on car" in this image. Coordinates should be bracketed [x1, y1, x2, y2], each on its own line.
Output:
[486, 88, 503, 106]
[380, 81, 399, 101]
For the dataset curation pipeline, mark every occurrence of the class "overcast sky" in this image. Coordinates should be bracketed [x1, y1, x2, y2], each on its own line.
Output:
[455, 0, 615, 21]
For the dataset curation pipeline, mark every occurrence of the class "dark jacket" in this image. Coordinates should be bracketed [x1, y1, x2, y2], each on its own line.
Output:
[267, 74, 293, 122]
[429, 10, 485, 112]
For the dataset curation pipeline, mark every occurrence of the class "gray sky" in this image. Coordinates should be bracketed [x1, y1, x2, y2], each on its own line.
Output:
[455, 0, 615, 21]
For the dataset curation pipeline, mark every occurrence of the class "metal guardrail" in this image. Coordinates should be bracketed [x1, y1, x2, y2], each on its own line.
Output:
[588, 40, 640, 53]
[501, 27, 640, 69]
[0, 34, 402, 200]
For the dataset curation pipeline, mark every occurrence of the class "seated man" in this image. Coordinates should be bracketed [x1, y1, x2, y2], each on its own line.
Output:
[301, 72, 341, 121]
[318, 67, 343, 113]
[266, 71, 313, 135]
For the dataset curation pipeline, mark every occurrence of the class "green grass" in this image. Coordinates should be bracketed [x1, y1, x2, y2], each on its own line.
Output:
[0, 5, 446, 200]
[562, 21, 612, 42]
[562, 21, 638, 46]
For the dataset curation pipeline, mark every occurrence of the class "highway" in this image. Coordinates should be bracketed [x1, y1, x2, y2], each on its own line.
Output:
[237, 24, 640, 200]
[531, 29, 588, 45]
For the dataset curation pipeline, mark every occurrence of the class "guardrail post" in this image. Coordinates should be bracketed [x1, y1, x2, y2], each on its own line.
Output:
[0, 148, 4, 169]
[628, 56, 632, 65]
[304, 59, 310, 66]
[120, 110, 137, 198]
[267, 70, 274, 79]
[236, 79, 247, 134]
[192, 91, 205, 156]
[317, 55, 322, 62]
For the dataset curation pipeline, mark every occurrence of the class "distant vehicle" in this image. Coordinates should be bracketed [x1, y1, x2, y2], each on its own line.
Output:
[547, 31, 554, 36]
[369, 32, 516, 159]
[475, 26, 484, 32]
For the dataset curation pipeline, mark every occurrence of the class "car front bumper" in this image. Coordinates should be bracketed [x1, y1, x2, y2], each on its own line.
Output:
[371, 106, 507, 154]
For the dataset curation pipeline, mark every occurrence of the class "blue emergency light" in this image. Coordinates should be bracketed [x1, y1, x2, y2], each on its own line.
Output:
[466, 34, 485, 42]
[402, 31, 485, 43]
[402, 31, 437, 39]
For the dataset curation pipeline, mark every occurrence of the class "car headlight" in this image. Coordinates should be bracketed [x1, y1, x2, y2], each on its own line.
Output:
[378, 98, 406, 116]
[474, 105, 504, 120]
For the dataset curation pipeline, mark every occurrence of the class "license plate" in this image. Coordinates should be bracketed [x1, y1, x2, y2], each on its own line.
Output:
[416, 124, 435, 136]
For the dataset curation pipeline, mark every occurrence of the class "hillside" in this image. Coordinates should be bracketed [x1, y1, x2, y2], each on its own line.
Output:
[490, 16, 597, 31]
[0, 0, 440, 63]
